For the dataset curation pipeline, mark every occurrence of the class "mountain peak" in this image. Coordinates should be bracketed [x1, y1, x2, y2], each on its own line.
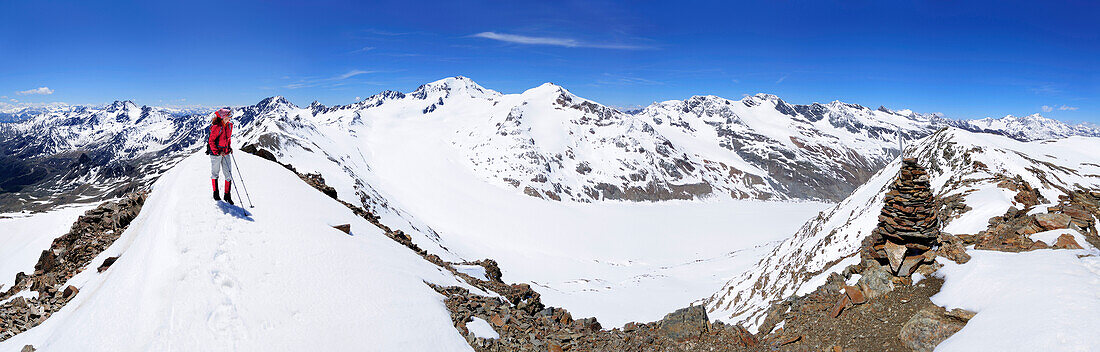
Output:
[258, 96, 296, 109]
[525, 82, 568, 96]
[106, 100, 138, 110]
[411, 76, 500, 99]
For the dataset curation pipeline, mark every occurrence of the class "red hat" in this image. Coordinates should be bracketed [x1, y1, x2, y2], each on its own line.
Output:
[215, 108, 231, 119]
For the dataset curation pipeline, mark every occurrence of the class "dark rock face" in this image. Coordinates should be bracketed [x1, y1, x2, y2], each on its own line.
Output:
[240, 143, 278, 163]
[861, 158, 939, 276]
[657, 305, 709, 341]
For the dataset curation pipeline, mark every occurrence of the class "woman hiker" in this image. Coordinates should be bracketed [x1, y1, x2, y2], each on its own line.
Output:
[207, 108, 235, 205]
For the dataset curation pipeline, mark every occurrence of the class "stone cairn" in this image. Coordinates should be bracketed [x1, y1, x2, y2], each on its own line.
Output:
[862, 158, 939, 276]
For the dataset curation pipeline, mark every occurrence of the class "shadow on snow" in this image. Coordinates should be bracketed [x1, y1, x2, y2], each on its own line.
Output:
[217, 201, 254, 221]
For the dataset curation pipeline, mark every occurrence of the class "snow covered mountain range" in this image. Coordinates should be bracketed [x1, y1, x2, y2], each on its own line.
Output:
[1, 77, 1099, 351]
[2, 76, 1095, 212]
[963, 113, 1100, 141]
[0, 101, 207, 211]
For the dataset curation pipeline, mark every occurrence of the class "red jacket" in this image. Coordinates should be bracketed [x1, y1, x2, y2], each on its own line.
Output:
[208, 121, 233, 155]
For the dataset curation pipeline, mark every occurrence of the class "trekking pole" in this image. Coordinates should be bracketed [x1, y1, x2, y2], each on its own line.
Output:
[230, 152, 255, 208]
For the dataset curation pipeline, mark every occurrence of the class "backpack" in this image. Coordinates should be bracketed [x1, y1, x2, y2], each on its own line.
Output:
[205, 124, 227, 155]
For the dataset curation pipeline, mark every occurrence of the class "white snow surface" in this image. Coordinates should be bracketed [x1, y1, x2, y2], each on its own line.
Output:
[466, 317, 500, 340]
[454, 264, 489, 281]
[0, 205, 95, 290]
[0, 153, 477, 352]
[932, 247, 1100, 351]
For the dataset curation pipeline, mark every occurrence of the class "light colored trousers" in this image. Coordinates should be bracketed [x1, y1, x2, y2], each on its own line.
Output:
[210, 155, 233, 181]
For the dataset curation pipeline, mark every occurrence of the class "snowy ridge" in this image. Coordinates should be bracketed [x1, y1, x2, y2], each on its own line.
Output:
[0, 153, 479, 351]
[705, 127, 1100, 332]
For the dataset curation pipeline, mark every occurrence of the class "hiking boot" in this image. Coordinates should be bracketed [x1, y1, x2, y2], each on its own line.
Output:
[213, 191, 221, 201]
[224, 191, 234, 205]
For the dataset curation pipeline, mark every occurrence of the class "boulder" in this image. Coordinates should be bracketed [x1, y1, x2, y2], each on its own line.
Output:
[574, 317, 601, 332]
[899, 306, 972, 352]
[857, 264, 895, 299]
[331, 224, 351, 234]
[1053, 234, 1084, 250]
[62, 285, 79, 299]
[898, 255, 925, 277]
[97, 256, 119, 273]
[843, 285, 866, 304]
[884, 240, 906, 273]
[778, 334, 801, 345]
[937, 241, 971, 264]
[1034, 213, 1071, 231]
[729, 324, 758, 347]
[33, 250, 59, 273]
[21, 345, 35, 352]
[14, 271, 27, 286]
[657, 305, 709, 341]
[829, 293, 850, 318]
[757, 300, 791, 335]
[1027, 240, 1050, 251]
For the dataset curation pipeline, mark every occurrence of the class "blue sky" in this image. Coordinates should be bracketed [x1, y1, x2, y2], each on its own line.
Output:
[1, 0, 1096, 122]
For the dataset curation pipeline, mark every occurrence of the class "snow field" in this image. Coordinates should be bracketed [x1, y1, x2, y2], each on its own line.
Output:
[933, 247, 1100, 351]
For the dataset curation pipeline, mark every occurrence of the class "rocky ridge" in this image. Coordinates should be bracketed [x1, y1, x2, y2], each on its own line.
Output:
[0, 193, 147, 341]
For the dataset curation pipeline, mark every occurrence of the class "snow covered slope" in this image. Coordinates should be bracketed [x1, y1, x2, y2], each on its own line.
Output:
[0, 152, 481, 351]
[705, 127, 1100, 332]
[0, 204, 96, 291]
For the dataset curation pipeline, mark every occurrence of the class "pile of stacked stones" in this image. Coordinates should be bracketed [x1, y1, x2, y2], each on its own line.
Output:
[862, 158, 939, 276]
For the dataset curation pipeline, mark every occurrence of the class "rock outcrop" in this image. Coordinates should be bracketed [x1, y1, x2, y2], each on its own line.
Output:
[0, 193, 147, 341]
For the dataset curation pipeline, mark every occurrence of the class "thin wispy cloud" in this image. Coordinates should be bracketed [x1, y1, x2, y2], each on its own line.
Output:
[335, 70, 373, 80]
[775, 74, 789, 84]
[350, 46, 375, 53]
[17, 87, 54, 95]
[283, 70, 377, 89]
[1030, 84, 1062, 95]
[471, 32, 651, 50]
[1042, 104, 1080, 112]
[594, 73, 663, 86]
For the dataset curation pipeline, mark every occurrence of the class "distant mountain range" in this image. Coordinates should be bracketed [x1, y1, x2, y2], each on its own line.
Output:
[0, 76, 1096, 212]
